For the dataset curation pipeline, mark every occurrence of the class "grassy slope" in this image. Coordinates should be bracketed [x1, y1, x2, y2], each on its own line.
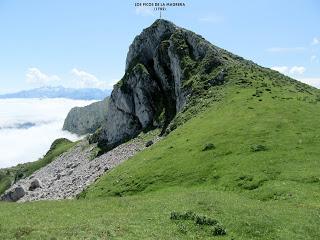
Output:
[1, 187, 318, 240]
[0, 138, 76, 195]
[0, 64, 319, 239]
[83, 64, 320, 204]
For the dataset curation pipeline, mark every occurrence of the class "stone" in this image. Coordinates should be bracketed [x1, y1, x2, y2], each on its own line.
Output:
[66, 163, 73, 168]
[202, 143, 216, 151]
[29, 178, 41, 191]
[1, 186, 26, 202]
[145, 140, 154, 147]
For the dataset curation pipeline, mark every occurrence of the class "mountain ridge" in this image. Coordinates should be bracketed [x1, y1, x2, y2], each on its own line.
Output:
[0, 86, 111, 100]
[92, 19, 232, 150]
[91, 19, 318, 152]
[0, 19, 319, 239]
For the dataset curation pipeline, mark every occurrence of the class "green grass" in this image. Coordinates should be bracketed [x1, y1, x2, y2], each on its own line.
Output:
[82, 68, 320, 207]
[0, 75, 319, 239]
[0, 138, 76, 195]
[0, 186, 319, 239]
[1, 63, 320, 238]
[79, 74, 319, 238]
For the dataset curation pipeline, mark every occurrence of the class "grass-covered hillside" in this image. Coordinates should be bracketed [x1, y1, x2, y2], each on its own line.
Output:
[0, 62, 319, 239]
[0, 138, 76, 195]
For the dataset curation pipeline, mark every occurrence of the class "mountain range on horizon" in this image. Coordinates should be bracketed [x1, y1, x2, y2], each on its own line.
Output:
[0, 19, 319, 239]
[0, 86, 111, 100]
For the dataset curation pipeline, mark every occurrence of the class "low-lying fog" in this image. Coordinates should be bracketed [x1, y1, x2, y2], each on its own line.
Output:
[0, 98, 95, 168]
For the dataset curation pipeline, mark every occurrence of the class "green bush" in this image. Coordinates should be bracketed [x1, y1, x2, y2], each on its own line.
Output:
[170, 211, 196, 221]
[170, 211, 225, 236]
[212, 223, 227, 236]
[195, 215, 218, 226]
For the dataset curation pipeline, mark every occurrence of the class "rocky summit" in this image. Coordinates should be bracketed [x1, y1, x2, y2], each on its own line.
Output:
[1, 17, 320, 239]
[93, 19, 233, 151]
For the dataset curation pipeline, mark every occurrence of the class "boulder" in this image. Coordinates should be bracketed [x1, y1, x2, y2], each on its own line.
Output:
[1, 186, 26, 202]
[202, 143, 216, 151]
[145, 140, 154, 147]
[29, 178, 41, 191]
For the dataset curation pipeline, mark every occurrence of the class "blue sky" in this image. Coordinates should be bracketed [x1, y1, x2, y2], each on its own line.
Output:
[0, 0, 319, 93]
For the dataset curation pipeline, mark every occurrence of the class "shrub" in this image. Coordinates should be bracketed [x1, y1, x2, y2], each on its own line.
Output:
[195, 215, 218, 226]
[170, 211, 225, 236]
[212, 224, 227, 236]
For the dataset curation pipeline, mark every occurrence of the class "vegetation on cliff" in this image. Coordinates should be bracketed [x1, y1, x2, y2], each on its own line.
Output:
[0, 20, 319, 239]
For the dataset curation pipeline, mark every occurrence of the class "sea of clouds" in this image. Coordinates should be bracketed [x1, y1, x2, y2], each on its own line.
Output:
[0, 98, 95, 168]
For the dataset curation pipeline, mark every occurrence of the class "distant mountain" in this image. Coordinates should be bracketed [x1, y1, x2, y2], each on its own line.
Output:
[0, 86, 111, 100]
[1, 19, 320, 239]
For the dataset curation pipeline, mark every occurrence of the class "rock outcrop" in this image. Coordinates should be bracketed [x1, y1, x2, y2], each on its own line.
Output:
[63, 97, 109, 135]
[94, 19, 227, 151]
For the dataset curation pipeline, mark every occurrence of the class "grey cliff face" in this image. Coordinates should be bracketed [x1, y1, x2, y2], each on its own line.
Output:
[101, 65, 162, 147]
[125, 19, 177, 71]
[63, 97, 109, 135]
[94, 19, 225, 150]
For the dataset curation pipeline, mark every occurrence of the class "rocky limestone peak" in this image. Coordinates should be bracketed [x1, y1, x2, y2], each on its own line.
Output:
[125, 19, 178, 70]
[93, 19, 230, 152]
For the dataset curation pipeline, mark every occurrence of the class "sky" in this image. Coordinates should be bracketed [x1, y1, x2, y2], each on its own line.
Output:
[0, 0, 319, 93]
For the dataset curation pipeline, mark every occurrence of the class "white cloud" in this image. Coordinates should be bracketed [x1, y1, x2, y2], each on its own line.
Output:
[71, 68, 109, 89]
[24, 67, 114, 90]
[0, 98, 94, 168]
[199, 14, 224, 23]
[311, 37, 319, 45]
[26, 67, 60, 85]
[266, 47, 306, 53]
[135, 6, 155, 16]
[271, 66, 306, 75]
[298, 77, 320, 88]
[271, 66, 289, 74]
[271, 67, 320, 88]
[289, 66, 306, 75]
